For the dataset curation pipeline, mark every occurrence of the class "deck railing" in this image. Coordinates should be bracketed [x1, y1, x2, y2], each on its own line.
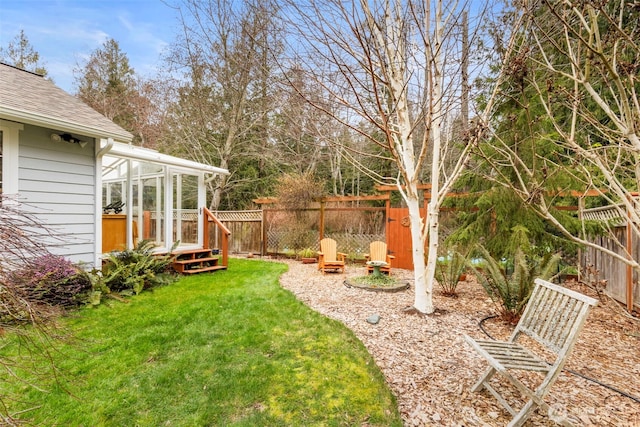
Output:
[203, 207, 231, 267]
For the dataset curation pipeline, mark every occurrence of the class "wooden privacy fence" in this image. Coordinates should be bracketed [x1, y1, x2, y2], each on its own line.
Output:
[210, 210, 263, 255]
[213, 198, 387, 259]
[582, 204, 639, 311]
[217, 191, 455, 270]
[214, 188, 639, 311]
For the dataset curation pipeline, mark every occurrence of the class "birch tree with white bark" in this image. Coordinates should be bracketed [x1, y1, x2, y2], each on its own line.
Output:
[283, 0, 521, 313]
[477, 0, 640, 270]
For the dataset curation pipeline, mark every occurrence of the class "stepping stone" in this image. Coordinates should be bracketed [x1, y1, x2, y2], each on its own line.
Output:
[367, 314, 381, 324]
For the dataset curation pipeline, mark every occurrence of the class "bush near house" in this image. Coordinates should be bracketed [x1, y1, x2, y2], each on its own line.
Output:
[4, 254, 93, 311]
[91, 240, 177, 302]
[1, 240, 178, 315]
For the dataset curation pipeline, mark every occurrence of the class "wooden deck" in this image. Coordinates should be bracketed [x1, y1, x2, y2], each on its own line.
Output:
[101, 207, 230, 275]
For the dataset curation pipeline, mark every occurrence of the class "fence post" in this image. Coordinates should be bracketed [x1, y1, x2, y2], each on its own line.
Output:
[319, 200, 325, 241]
[261, 208, 266, 257]
[385, 197, 391, 245]
[626, 196, 633, 311]
[578, 197, 584, 280]
[221, 230, 229, 267]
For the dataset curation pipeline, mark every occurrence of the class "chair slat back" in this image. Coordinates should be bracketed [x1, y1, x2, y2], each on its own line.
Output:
[515, 279, 597, 354]
[369, 241, 388, 263]
[320, 238, 338, 262]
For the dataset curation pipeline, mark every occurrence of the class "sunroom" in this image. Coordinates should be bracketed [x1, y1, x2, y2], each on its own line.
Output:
[100, 141, 229, 267]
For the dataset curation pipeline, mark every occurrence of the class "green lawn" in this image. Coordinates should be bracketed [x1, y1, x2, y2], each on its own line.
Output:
[1, 258, 402, 426]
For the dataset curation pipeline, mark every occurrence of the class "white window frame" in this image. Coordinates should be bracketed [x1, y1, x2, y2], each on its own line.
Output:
[0, 119, 23, 196]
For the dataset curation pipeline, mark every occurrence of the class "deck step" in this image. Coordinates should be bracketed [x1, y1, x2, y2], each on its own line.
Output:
[173, 248, 217, 257]
[171, 248, 224, 274]
[173, 257, 220, 265]
[180, 265, 227, 274]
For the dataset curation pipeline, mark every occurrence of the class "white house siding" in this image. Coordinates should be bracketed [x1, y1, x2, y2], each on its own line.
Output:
[17, 124, 97, 265]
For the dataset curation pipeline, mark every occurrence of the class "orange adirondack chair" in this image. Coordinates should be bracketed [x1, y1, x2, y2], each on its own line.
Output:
[317, 238, 347, 274]
[364, 241, 394, 276]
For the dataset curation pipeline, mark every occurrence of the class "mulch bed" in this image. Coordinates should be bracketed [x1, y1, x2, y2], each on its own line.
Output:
[269, 257, 640, 426]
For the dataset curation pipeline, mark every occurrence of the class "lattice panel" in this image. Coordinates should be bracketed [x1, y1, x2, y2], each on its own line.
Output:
[214, 210, 262, 222]
[266, 230, 318, 254]
[266, 230, 384, 260]
[581, 199, 640, 225]
[324, 233, 385, 260]
[582, 209, 623, 223]
[176, 209, 198, 221]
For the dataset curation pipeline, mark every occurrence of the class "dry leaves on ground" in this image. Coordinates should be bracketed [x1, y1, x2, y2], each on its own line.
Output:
[269, 258, 640, 426]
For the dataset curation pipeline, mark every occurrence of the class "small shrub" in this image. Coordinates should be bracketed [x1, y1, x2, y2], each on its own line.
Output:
[350, 274, 398, 288]
[298, 247, 316, 259]
[5, 254, 92, 309]
[435, 250, 468, 297]
[471, 246, 561, 323]
[99, 240, 176, 295]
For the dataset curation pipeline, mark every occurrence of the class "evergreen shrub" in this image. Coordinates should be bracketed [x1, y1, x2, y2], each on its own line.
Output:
[435, 249, 469, 297]
[471, 246, 561, 323]
[98, 240, 177, 297]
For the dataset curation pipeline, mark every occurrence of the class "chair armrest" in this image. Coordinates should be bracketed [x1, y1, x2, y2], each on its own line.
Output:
[337, 252, 347, 261]
[364, 253, 370, 261]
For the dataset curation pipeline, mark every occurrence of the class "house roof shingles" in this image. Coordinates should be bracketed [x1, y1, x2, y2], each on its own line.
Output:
[0, 62, 132, 142]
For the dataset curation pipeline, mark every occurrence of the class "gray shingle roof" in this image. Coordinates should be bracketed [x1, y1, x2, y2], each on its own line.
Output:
[0, 63, 132, 142]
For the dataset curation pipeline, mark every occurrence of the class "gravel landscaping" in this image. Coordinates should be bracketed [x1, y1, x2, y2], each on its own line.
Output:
[268, 257, 640, 426]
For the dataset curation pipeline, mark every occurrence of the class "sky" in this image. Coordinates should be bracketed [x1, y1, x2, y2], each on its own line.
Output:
[0, 0, 181, 94]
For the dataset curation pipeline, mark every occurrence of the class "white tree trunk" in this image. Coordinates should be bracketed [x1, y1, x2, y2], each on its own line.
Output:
[408, 195, 432, 313]
[413, 0, 444, 314]
[367, 0, 437, 314]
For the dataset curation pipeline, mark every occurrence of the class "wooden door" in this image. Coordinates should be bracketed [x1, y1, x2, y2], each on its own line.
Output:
[387, 207, 426, 270]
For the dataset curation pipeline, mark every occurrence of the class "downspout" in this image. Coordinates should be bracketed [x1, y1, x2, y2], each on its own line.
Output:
[97, 137, 114, 158]
[94, 138, 114, 267]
